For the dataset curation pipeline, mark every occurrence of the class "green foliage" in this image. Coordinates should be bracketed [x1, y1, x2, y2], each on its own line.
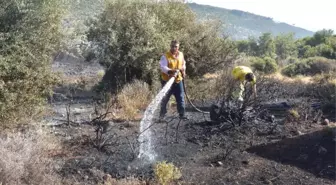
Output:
[303, 46, 319, 58]
[282, 57, 336, 77]
[154, 161, 182, 185]
[236, 40, 249, 53]
[66, 0, 104, 19]
[239, 28, 336, 63]
[286, 57, 300, 64]
[307, 29, 334, 46]
[316, 44, 335, 59]
[248, 37, 260, 56]
[258, 33, 276, 58]
[88, 0, 237, 92]
[297, 45, 315, 58]
[0, 0, 63, 125]
[296, 29, 336, 59]
[250, 57, 264, 71]
[53, 0, 105, 60]
[275, 33, 298, 60]
[87, 0, 166, 91]
[180, 20, 237, 77]
[250, 57, 278, 74]
[263, 57, 279, 73]
[236, 37, 259, 56]
[325, 36, 336, 50]
[237, 33, 277, 58]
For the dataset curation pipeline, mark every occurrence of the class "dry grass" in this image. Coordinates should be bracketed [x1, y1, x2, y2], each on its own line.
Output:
[270, 72, 313, 84]
[201, 71, 318, 86]
[186, 69, 333, 128]
[186, 69, 237, 102]
[115, 79, 152, 121]
[0, 127, 64, 185]
[57, 70, 105, 91]
[187, 69, 335, 103]
[99, 175, 147, 185]
[203, 72, 220, 79]
[308, 73, 336, 114]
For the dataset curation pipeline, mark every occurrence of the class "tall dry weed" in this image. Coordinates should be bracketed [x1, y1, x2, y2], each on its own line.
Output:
[116, 80, 152, 120]
[0, 128, 63, 185]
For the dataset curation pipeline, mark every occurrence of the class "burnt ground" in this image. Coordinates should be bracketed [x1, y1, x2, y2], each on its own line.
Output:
[45, 55, 336, 184]
[45, 95, 336, 185]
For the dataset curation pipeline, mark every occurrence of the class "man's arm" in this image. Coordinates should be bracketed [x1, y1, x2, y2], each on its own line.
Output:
[160, 55, 173, 75]
[252, 83, 257, 99]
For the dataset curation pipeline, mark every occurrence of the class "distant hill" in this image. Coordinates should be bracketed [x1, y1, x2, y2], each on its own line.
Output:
[64, 1, 314, 41]
[188, 3, 314, 40]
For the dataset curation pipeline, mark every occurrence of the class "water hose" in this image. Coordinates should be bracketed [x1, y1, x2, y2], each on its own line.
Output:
[182, 78, 210, 114]
[178, 70, 210, 114]
[170, 70, 210, 114]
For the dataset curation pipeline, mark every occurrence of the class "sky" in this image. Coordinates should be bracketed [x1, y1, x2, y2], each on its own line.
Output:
[190, 0, 336, 32]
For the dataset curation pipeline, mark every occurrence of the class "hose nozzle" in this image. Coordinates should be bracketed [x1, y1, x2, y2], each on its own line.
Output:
[173, 69, 180, 78]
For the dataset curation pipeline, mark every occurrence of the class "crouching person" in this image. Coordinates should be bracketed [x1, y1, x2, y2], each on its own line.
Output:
[231, 66, 257, 102]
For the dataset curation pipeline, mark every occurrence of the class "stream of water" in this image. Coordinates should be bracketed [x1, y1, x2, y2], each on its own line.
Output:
[137, 77, 176, 162]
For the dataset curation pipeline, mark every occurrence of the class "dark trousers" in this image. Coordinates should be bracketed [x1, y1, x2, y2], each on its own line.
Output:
[160, 80, 185, 117]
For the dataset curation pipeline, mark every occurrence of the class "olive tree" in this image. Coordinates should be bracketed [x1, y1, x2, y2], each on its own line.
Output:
[0, 0, 63, 125]
[87, 0, 237, 93]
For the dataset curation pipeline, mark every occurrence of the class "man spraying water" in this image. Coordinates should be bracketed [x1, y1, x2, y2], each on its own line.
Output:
[137, 40, 187, 162]
[159, 40, 188, 120]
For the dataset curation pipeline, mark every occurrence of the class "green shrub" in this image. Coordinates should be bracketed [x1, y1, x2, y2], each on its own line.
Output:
[180, 20, 237, 77]
[282, 57, 336, 77]
[287, 57, 299, 64]
[316, 44, 334, 59]
[250, 57, 265, 71]
[154, 161, 182, 185]
[303, 46, 319, 58]
[0, 0, 63, 125]
[250, 57, 278, 74]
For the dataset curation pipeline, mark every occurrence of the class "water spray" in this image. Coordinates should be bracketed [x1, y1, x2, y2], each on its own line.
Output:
[137, 69, 209, 163]
[137, 69, 180, 162]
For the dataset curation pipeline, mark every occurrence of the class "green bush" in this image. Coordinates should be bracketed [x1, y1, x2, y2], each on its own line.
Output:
[250, 57, 264, 70]
[287, 57, 299, 64]
[180, 20, 237, 77]
[316, 44, 334, 59]
[282, 57, 336, 77]
[250, 57, 278, 74]
[0, 0, 63, 125]
[87, 0, 237, 93]
[154, 161, 182, 185]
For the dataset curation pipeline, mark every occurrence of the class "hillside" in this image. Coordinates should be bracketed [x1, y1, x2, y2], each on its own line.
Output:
[63, 1, 314, 41]
[188, 3, 314, 40]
